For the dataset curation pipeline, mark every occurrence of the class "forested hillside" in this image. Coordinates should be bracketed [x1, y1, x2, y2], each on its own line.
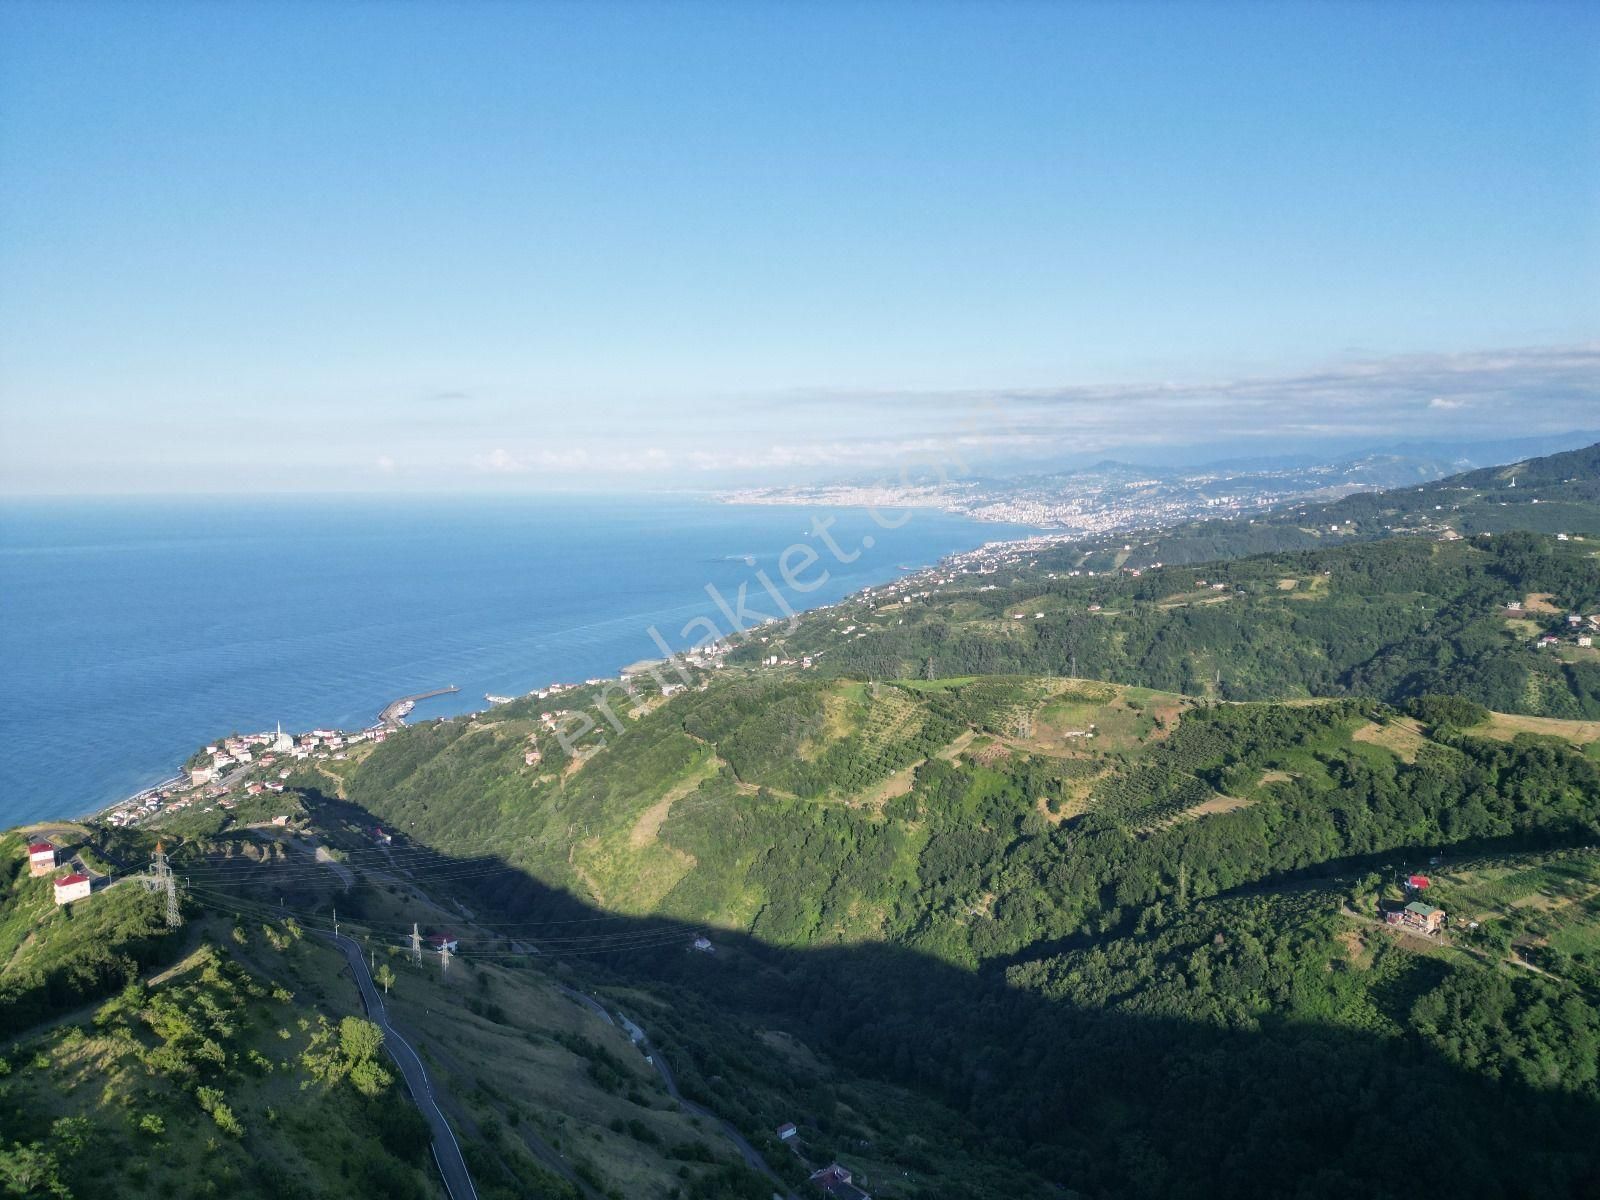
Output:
[330, 681, 1600, 1197]
[762, 530, 1600, 717]
[315, 445, 1600, 1197]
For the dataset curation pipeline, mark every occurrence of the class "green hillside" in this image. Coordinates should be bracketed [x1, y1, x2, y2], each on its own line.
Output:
[1071, 439, 1600, 567]
[345, 676, 1600, 958]
[761, 530, 1600, 717]
[303, 689, 1600, 1197]
[7, 442, 1600, 1199]
[0, 831, 182, 1031]
[2, 936, 438, 1200]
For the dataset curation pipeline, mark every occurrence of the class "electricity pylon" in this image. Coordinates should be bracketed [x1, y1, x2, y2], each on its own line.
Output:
[146, 843, 183, 929]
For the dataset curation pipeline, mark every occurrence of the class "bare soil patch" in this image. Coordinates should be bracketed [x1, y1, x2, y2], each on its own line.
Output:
[1148, 793, 1254, 831]
[1352, 718, 1427, 764]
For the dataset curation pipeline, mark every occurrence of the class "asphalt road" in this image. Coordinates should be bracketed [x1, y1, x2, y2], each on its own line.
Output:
[585, 998, 796, 1200]
[558, 985, 795, 1193]
[264, 830, 356, 889]
[646, 1042, 797, 1198]
[326, 931, 479, 1200]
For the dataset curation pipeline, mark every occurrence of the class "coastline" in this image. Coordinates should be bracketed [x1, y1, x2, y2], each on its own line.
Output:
[15, 502, 1056, 832]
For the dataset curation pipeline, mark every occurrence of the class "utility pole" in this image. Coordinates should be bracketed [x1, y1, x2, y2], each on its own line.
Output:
[333, 905, 339, 939]
[440, 941, 451, 978]
[146, 843, 183, 929]
[410, 922, 423, 967]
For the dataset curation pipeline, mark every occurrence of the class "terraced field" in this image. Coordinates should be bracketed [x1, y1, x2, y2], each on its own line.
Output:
[1469, 712, 1600, 746]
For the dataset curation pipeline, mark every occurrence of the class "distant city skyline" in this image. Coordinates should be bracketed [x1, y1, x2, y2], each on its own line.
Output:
[2, 1, 1596, 493]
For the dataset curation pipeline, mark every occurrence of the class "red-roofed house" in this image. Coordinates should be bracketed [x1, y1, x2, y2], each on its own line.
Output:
[27, 842, 56, 877]
[1406, 875, 1431, 890]
[53, 873, 91, 905]
[429, 933, 459, 953]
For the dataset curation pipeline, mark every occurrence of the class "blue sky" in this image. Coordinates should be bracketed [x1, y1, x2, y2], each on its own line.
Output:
[1, 0, 1596, 492]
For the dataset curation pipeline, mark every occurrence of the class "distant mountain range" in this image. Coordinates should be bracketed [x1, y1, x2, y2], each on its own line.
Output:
[724, 430, 1600, 532]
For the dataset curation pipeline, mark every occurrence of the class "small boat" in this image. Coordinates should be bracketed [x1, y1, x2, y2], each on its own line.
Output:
[485, 694, 515, 705]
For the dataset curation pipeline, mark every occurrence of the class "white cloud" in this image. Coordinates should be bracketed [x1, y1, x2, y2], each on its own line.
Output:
[473, 447, 529, 473]
[443, 344, 1597, 483]
[767, 343, 1600, 458]
[375, 454, 397, 472]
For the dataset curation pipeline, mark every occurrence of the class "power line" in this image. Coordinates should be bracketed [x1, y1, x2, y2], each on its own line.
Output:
[178, 867, 661, 928]
[183, 885, 705, 952]
[170, 789, 743, 879]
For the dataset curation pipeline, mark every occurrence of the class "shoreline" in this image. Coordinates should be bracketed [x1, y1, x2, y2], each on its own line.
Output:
[27, 514, 1061, 834]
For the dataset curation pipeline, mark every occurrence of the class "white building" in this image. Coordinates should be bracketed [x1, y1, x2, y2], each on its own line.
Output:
[27, 842, 55, 876]
[53, 873, 92, 905]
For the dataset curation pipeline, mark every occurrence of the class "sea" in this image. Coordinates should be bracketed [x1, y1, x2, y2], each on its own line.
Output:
[0, 494, 1039, 828]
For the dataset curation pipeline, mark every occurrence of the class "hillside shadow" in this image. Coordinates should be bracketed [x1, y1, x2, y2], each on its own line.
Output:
[205, 795, 1600, 1200]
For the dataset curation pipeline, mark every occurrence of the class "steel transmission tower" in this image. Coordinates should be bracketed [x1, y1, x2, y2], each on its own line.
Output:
[146, 843, 183, 929]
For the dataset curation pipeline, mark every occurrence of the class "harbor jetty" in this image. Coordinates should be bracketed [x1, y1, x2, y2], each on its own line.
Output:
[379, 685, 460, 728]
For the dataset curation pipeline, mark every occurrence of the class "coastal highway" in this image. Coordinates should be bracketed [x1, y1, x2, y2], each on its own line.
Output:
[325, 930, 479, 1200]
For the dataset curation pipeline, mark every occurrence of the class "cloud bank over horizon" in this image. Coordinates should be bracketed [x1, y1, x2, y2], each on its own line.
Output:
[3, 343, 1595, 494]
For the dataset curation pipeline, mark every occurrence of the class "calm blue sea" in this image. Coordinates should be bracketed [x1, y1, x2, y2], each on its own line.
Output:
[0, 495, 1037, 827]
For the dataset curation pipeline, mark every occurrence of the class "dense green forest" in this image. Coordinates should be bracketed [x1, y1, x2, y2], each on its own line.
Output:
[755, 530, 1600, 717]
[333, 670, 1600, 1195]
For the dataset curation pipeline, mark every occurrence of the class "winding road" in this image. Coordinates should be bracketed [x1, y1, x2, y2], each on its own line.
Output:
[574, 993, 796, 1199]
[325, 931, 479, 1200]
[646, 1039, 797, 1197]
